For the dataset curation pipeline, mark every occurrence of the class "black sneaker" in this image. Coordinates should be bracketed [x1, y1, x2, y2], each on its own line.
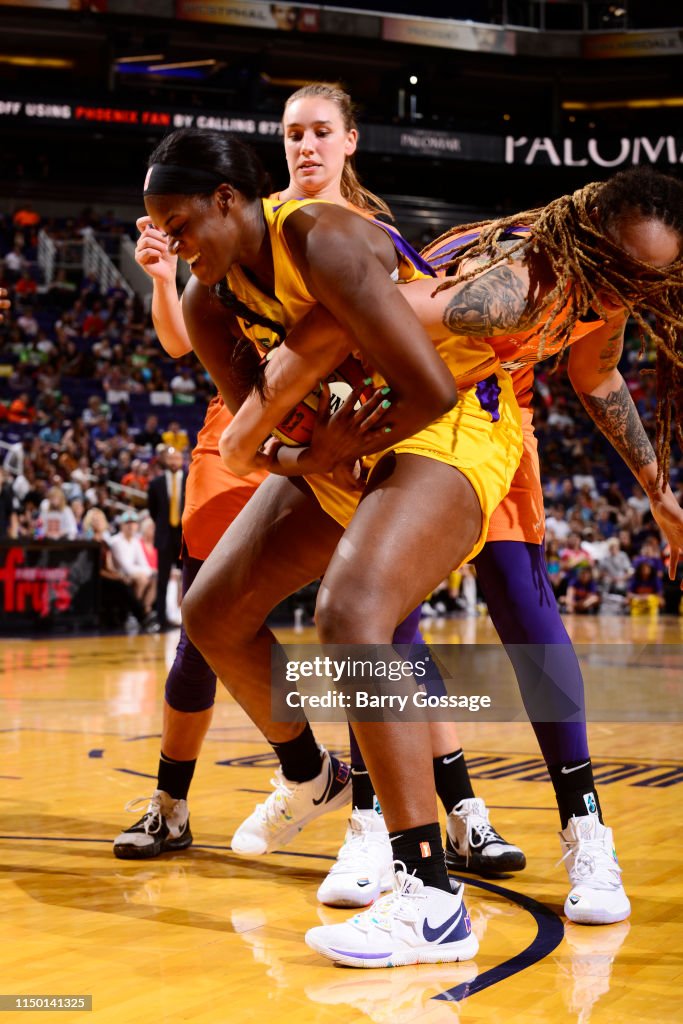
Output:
[445, 797, 526, 874]
[113, 789, 192, 860]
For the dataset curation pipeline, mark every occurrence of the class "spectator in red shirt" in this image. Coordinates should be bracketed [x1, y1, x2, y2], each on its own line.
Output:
[82, 301, 106, 338]
[7, 392, 36, 424]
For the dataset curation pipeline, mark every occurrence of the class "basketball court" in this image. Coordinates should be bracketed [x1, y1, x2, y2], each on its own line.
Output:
[3, 614, 681, 1023]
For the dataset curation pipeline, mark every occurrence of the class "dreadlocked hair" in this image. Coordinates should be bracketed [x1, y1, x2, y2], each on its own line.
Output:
[425, 167, 683, 485]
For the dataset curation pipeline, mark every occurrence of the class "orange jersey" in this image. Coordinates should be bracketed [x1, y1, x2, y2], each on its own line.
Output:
[423, 226, 608, 543]
[422, 227, 606, 407]
[182, 395, 267, 561]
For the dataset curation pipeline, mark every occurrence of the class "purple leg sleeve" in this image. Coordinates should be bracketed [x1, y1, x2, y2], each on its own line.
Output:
[473, 541, 590, 766]
[164, 555, 218, 713]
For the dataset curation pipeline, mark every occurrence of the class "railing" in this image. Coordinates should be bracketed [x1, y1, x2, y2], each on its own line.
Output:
[36, 230, 57, 284]
[82, 229, 134, 299]
[36, 228, 134, 299]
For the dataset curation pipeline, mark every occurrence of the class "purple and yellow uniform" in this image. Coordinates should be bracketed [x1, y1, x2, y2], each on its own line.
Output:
[226, 198, 523, 564]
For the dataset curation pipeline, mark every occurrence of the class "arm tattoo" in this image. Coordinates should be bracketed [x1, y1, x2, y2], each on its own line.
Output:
[597, 326, 624, 374]
[579, 382, 656, 474]
[442, 265, 532, 336]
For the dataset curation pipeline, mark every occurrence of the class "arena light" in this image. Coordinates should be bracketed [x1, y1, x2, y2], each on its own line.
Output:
[563, 97, 683, 111]
[116, 54, 165, 64]
[147, 60, 217, 71]
[0, 55, 73, 69]
[260, 73, 316, 88]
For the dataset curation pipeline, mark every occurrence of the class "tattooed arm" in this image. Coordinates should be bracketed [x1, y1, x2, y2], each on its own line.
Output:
[568, 316, 683, 579]
[440, 241, 553, 336]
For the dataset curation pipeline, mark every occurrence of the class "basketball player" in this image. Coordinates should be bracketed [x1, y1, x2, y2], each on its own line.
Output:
[213, 166, 683, 959]
[114, 86, 523, 901]
[139, 122, 534, 966]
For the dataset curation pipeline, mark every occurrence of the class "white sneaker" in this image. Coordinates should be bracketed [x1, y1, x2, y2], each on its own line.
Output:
[113, 790, 192, 860]
[306, 865, 479, 968]
[446, 797, 526, 874]
[317, 808, 393, 908]
[558, 814, 631, 924]
[231, 748, 351, 856]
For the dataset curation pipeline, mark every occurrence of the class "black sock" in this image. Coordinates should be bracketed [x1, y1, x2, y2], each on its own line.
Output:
[548, 759, 603, 828]
[271, 723, 323, 783]
[351, 768, 376, 811]
[433, 749, 475, 812]
[389, 822, 450, 892]
[158, 752, 196, 801]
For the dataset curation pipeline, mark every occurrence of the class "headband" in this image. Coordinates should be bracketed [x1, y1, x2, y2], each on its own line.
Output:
[143, 164, 226, 196]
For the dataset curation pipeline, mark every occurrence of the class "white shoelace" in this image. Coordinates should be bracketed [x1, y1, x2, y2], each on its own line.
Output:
[557, 838, 622, 889]
[467, 816, 502, 851]
[259, 771, 298, 829]
[353, 867, 425, 933]
[123, 794, 163, 835]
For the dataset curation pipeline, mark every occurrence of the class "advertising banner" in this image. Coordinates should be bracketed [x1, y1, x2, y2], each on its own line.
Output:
[0, 540, 100, 633]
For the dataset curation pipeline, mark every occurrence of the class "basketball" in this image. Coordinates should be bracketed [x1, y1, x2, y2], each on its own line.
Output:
[270, 354, 376, 447]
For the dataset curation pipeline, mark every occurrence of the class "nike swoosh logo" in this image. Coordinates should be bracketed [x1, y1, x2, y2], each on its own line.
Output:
[568, 895, 580, 905]
[312, 762, 333, 806]
[357, 880, 371, 887]
[423, 904, 463, 943]
[561, 761, 591, 775]
[442, 753, 463, 765]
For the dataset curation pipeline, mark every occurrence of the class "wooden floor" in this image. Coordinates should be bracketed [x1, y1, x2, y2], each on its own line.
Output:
[2, 615, 682, 1024]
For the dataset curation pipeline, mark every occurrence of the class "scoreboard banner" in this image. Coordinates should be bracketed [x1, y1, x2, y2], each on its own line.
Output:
[1, 96, 682, 170]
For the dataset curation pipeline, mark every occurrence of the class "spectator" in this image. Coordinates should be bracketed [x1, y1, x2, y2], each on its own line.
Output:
[561, 566, 601, 615]
[37, 485, 78, 540]
[109, 511, 157, 618]
[89, 414, 116, 457]
[170, 365, 197, 396]
[545, 504, 571, 542]
[7, 392, 36, 424]
[136, 414, 162, 450]
[4, 244, 26, 280]
[147, 445, 186, 631]
[82, 301, 107, 339]
[626, 484, 650, 518]
[545, 537, 563, 596]
[121, 458, 150, 494]
[161, 419, 190, 453]
[82, 507, 153, 633]
[0, 467, 18, 537]
[70, 496, 86, 536]
[580, 525, 608, 564]
[14, 269, 38, 305]
[138, 515, 158, 571]
[599, 538, 633, 600]
[82, 395, 107, 426]
[559, 532, 593, 575]
[627, 561, 663, 615]
[16, 309, 39, 338]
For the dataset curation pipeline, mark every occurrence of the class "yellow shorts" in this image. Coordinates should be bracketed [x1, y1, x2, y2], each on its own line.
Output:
[306, 369, 523, 566]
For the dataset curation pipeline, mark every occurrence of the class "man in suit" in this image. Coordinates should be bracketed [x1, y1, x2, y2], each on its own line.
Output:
[148, 446, 186, 631]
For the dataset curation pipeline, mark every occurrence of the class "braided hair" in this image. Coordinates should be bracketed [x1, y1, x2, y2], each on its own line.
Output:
[426, 167, 683, 483]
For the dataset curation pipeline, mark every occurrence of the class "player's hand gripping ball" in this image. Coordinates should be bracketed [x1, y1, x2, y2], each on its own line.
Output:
[270, 354, 376, 447]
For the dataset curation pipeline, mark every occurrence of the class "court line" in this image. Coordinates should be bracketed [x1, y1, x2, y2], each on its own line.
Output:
[0, 832, 563, 1006]
[435, 875, 565, 1003]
